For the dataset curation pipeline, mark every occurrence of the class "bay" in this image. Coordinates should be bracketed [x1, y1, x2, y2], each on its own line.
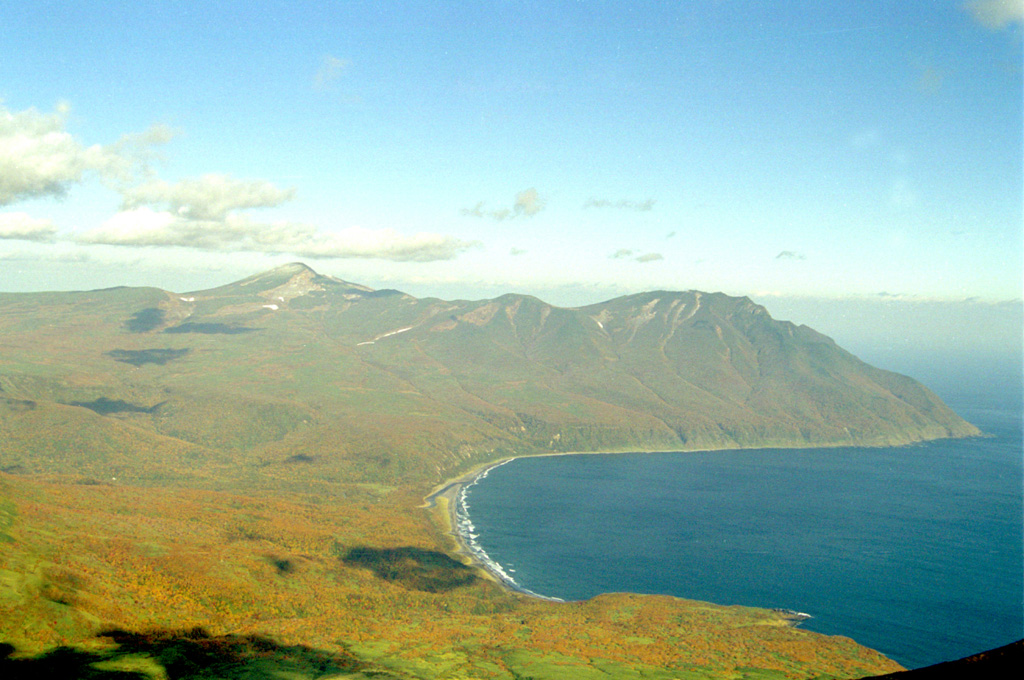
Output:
[461, 392, 1023, 669]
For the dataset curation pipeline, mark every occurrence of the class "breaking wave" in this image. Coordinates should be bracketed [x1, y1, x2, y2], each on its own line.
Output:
[455, 459, 563, 602]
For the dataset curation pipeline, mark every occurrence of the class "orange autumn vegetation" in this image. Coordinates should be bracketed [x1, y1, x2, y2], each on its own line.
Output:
[0, 472, 900, 679]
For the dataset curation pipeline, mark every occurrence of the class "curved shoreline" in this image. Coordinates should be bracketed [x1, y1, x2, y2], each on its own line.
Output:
[420, 433, 982, 606]
[422, 445, 756, 601]
[423, 455, 564, 601]
[421, 443, 865, 601]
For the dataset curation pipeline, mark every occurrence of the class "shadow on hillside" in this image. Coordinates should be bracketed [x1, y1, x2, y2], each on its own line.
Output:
[0, 627, 367, 680]
[0, 397, 36, 413]
[163, 322, 259, 335]
[66, 398, 165, 415]
[341, 546, 479, 593]
[106, 348, 191, 366]
[126, 308, 165, 333]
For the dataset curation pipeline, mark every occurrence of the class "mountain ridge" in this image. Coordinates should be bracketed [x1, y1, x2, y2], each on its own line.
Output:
[0, 263, 978, 489]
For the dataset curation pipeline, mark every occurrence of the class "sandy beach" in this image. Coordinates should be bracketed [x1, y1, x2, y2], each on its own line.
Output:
[423, 459, 518, 584]
[423, 456, 567, 600]
[422, 444, 822, 602]
[422, 448, 688, 599]
[422, 449, 831, 622]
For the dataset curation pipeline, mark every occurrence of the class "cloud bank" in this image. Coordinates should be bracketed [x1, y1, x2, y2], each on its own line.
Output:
[0, 212, 58, 241]
[121, 174, 296, 220]
[0, 102, 171, 205]
[0, 102, 474, 263]
[79, 208, 475, 262]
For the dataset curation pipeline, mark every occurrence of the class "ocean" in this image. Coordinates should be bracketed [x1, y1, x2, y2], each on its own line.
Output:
[459, 388, 1023, 669]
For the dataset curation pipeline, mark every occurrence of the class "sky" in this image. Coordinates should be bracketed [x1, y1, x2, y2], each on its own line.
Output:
[1, 1, 1021, 378]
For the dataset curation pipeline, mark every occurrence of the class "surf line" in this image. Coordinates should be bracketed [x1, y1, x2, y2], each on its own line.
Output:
[451, 459, 564, 602]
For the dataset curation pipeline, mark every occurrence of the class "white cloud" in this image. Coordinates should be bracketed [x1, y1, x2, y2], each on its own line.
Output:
[1, 101, 472, 264]
[0, 103, 171, 205]
[609, 249, 662, 263]
[78, 209, 475, 262]
[282, 226, 477, 262]
[965, 0, 1024, 29]
[0, 212, 58, 241]
[460, 201, 500, 220]
[314, 55, 351, 90]
[584, 197, 655, 211]
[80, 165, 472, 262]
[513, 187, 544, 217]
[121, 174, 296, 220]
[461, 187, 545, 220]
[80, 207, 185, 246]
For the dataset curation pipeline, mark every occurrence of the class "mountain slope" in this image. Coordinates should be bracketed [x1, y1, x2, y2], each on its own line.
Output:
[0, 263, 978, 488]
[0, 263, 951, 678]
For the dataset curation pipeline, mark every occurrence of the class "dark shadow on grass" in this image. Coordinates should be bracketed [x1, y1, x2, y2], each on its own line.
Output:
[341, 546, 478, 593]
[126, 308, 165, 333]
[163, 322, 259, 335]
[0, 398, 36, 413]
[0, 627, 367, 680]
[106, 348, 191, 366]
[268, 556, 296, 575]
[66, 398, 165, 415]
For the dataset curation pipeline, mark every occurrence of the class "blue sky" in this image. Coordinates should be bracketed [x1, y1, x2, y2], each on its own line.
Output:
[1, 1, 1021, 369]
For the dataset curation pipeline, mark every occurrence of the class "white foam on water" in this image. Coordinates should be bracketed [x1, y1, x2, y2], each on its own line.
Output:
[455, 459, 564, 602]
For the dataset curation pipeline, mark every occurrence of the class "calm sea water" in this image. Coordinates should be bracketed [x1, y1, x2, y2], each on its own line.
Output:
[461, 390, 1023, 669]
